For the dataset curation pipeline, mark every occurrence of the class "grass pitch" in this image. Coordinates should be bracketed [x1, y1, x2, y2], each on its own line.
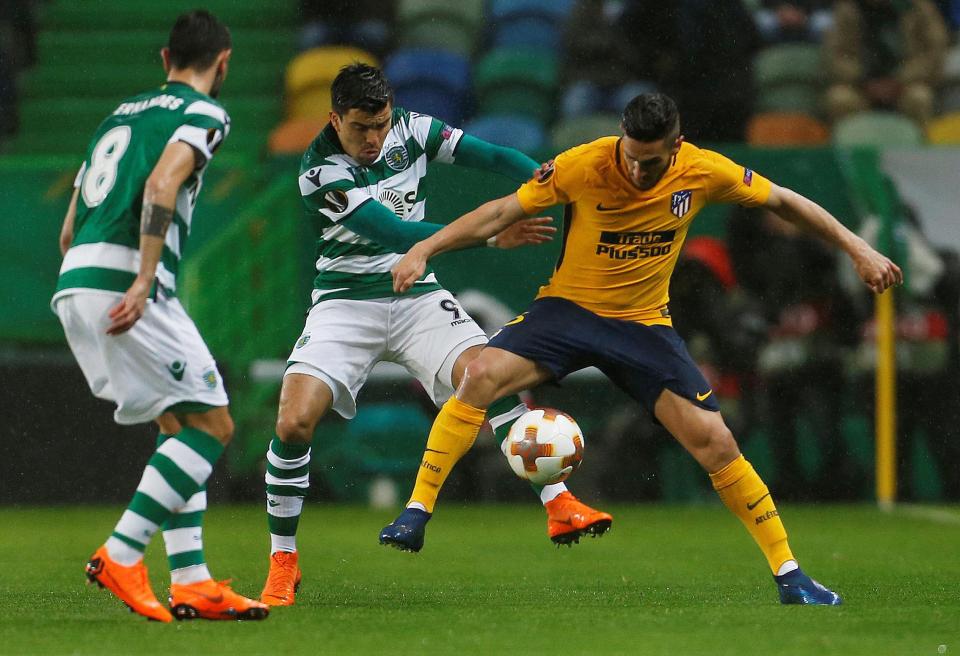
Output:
[0, 503, 957, 655]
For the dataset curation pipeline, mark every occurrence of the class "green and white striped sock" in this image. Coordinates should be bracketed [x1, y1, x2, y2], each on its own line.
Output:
[156, 433, 212, 584]
[489, 395, 568, 504]
[105, 427, 224, 566]
[265, 436, 310, 554]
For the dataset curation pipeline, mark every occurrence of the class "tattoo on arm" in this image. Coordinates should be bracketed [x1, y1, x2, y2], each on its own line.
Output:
[140, 203, 174, 237]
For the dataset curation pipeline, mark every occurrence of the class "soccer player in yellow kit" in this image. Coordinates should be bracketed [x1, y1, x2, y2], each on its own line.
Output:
[386, 93, 902, 604]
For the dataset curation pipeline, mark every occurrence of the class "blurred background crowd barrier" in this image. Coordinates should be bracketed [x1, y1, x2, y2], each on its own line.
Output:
[2, 0, 959, 506]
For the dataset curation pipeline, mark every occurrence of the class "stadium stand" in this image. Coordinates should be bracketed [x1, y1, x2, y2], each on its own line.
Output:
[462, 113, 546, 152]
[396, 0, 484, 56]
[284, 46, 378, 120]
[9, 1, 297, 159]
[926, 111, 960, 143]
[833, 111, 925, 147]
[550, 113, 620, 151]
[474, 48, 558, 125]
[384, 48, 472, 125]
[746, 112, 830, 146]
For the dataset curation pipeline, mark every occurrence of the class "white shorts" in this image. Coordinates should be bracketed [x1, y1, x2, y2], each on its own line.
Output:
[54, 291, 229, 425]
[286, 290, 487, 419]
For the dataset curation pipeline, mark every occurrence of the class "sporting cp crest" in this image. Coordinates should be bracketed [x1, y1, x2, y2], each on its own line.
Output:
[202, 370, 218, 390]
[670, 190, 692, 218]
[384, 145, 409, 171]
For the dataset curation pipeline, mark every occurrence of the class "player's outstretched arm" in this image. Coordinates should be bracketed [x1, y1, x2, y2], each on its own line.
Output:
[764, 183, 903, 293]
[59, 187, 80, 256]
[392, 193, 529, 293]
[106, 141, 196, 335]
[341, 198, 552, 254]
[453, 134, 541, 183]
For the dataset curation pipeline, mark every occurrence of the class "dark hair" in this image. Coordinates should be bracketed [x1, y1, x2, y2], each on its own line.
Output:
[167, 10, 231, 70]
[331, 63, 393, 115]
[621, 92, 680, 143]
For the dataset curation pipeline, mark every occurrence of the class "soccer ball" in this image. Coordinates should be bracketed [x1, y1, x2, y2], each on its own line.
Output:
[501, 408, 584, 486]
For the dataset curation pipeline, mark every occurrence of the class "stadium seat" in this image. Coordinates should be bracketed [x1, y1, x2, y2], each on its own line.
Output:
[550, 113, 620, 152]
[488, 0, 575, 52]
[926, 112, 960, 144]
[474, 49, 559, 124]
[942, 44, 960, 85]
[746, 112, 830, 146]
[397, 0, 484, 56]
[284, 46, 378, 119]
[384, 49, 471, 124]
[463, 114, 546, 153]
[268, 117, 327, 155]
[755, 85, 822, 117]
[939, 83, 960, 114]
[832, 111, 924, 147]
[41, 0, 297, 30]
[753, 44, 822, 88]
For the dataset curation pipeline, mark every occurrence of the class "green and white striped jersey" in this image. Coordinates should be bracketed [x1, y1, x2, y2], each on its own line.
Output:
[53, 81, 229, 304]
[299, 106, 463, 303]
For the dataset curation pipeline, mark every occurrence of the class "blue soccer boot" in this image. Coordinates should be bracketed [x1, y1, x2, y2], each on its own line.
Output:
[379, 508, 431, 552]
[775, 568, 843, 605]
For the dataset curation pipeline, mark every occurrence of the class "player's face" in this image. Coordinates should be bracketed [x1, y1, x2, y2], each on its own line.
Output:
[619, 133, 683, 190]
[331, 105, 393, 166]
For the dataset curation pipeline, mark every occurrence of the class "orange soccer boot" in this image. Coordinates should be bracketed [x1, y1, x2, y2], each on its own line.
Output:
[85, 545, 173, 622]
[169, 578, 269, 621]
[259, 551, 302, 606]
[545, 492, 614, 546]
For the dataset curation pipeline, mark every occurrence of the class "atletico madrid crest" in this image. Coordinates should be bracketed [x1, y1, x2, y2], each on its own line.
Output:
[671, 190, 692, 218]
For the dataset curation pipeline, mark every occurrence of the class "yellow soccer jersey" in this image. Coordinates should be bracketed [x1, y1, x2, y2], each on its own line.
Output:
[516, 138, 772, 325]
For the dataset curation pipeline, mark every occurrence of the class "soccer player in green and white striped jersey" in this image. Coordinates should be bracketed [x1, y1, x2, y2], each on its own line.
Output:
[260, 64, 613, 606]
[53, 11, 267, 622]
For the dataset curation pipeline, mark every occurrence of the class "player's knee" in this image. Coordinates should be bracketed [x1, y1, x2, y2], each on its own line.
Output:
[700, 425, 739, 472]
[460, 357, 502, 405]
[207, 413, 235, 445]
[275, 413, 315, 444]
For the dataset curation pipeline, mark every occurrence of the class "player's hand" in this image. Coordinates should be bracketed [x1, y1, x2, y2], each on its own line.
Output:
[533, 159, 555, 182]
[392, 245, 428, 294]
[853, 244, 903, 294]
[492, 216, 555, 249]
[106, 276, 152, 335]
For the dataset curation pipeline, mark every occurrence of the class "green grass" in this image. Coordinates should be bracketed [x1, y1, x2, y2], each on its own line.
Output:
[0, 504, 957, 655]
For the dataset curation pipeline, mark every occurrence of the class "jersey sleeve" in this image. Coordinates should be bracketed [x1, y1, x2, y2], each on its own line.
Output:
[408, 110, 463, 164]
[515, 148, 585, 214]
[699, 149, 772, 207]
[298, 163, 371, 223]
[73, 162, 86, 188]
[168, 99, 231, 165]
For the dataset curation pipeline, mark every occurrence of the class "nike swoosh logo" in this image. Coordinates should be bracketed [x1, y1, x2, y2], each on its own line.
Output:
[194, 591, 224, 603]
[267, 500, 279, 507]
[696, 390, 713, 402]
[424, 448, 449, 455]
[746, 492, 771, 510]
[596, 202, 624, 212]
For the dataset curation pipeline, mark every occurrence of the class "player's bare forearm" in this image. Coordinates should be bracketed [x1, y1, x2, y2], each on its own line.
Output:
[106, 141, 195, 335]
[765, 184, 903, 293]
[392, 194, 529, 293]
[767, 185, 863, 252]
[59, 188, 80, 256]
[418, 194, 527, 258]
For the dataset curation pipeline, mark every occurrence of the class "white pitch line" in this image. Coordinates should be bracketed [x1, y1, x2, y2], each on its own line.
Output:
[893, 504, 960, 526]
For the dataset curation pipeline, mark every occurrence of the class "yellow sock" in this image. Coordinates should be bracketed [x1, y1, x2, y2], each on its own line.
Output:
[408, 396, 486, 513]
[709, 455, 795, 574]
